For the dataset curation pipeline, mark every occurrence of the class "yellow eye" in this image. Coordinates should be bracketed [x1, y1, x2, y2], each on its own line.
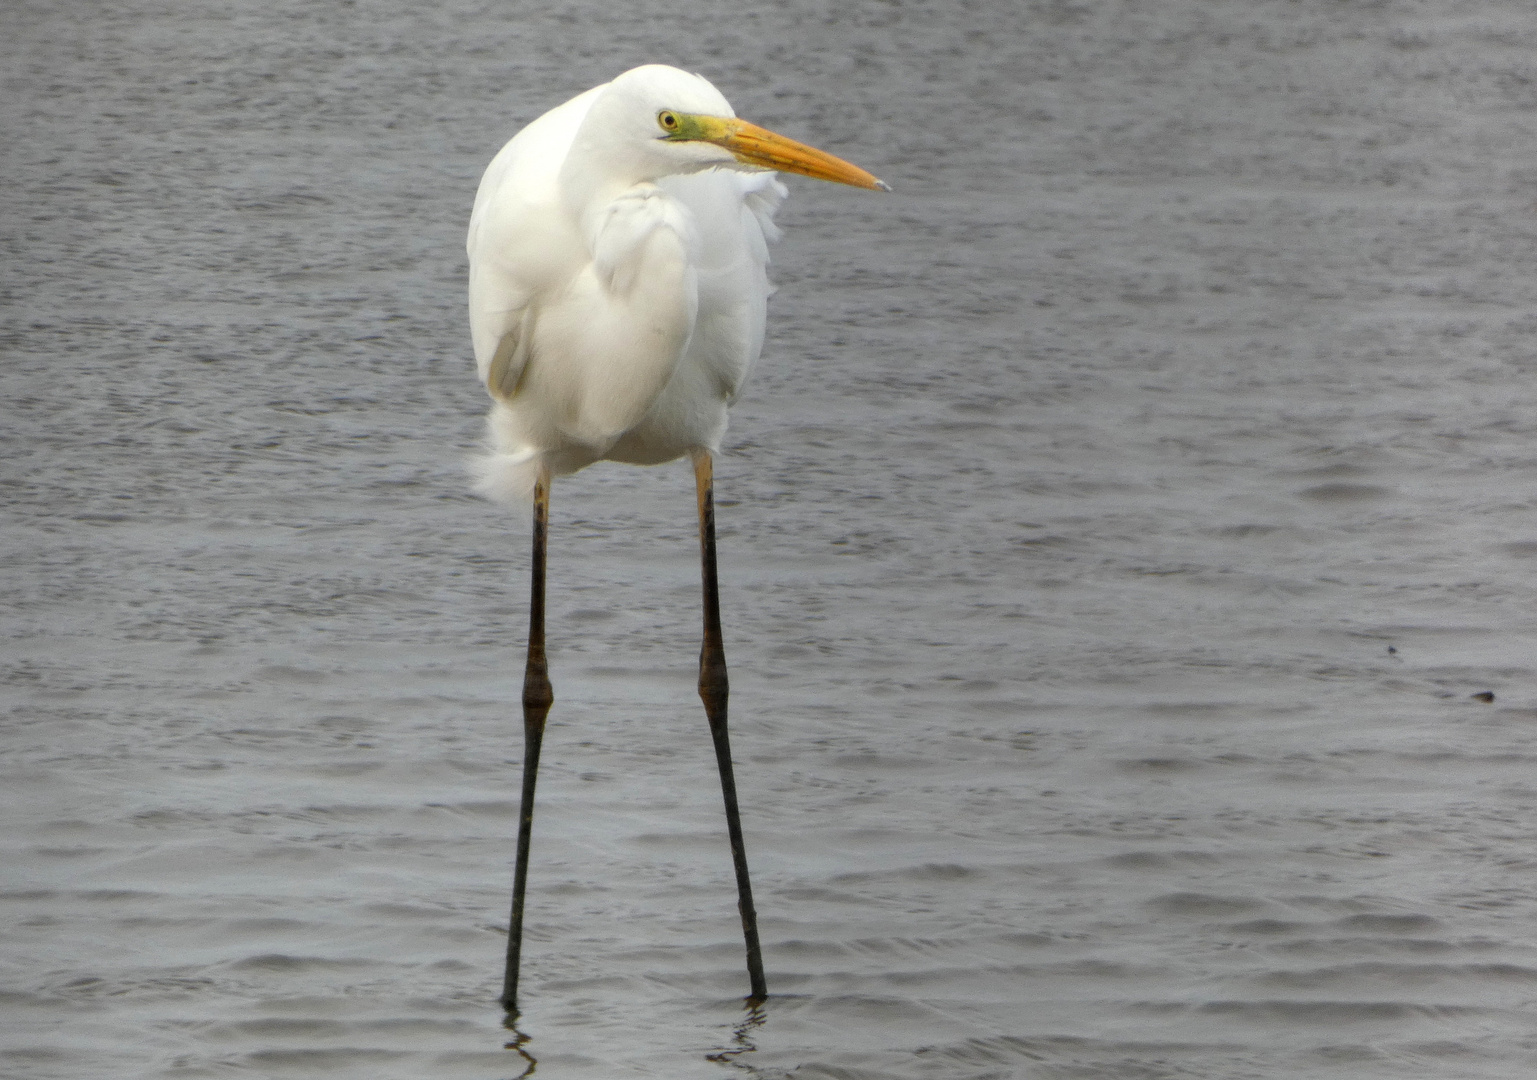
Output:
[657, 110, 681, 133]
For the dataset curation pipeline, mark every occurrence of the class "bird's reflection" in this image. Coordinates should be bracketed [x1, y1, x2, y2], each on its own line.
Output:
[501, 1013, 536, 1079]
[705, 999, 766, 1074]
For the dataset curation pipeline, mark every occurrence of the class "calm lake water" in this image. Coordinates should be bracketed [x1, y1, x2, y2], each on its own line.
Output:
[7, 1, 1537, 1077]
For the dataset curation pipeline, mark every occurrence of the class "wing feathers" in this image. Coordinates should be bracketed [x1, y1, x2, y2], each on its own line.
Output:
[485, 308, 535, 400]
[469, 146, 785, 496]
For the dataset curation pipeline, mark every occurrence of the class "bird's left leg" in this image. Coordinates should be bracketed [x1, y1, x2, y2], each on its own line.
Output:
[503, 463, 554, 1014]
[693, 448, 767, 1002]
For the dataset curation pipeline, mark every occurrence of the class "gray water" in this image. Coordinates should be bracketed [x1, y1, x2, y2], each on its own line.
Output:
[6, 1, 1537, 1077]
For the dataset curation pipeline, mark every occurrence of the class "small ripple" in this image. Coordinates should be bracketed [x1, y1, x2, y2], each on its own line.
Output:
[777, 993, 935, 1022]
[1104, 850, 1222, 870]
[227, 954, 380, 972]
[1147, 892, 1265, 917]
[254, 665, 331, 684]
[1227, 918, 1314, 935]
[1256, 961, 1537, 988]
[116, 915, 219, 930]
[1116, 757, 1202, 772]
[1272, 936, 1494, 956]
[423, 799, 517, 817]
[1299, 482, 1393, 502]
[776, 935, 977, 962]
[223, 917, 309, 933]
[361, 902, 452, 920]
[777, 939, 856, 959]
[880, 959, 1157, 987]
[1194, 1000, 1481, 1023]
[831, 863, 979, 884]
[210, 1017, 349, 1039]
[288, 803, 397, 822]
[778, 886, 874, 902]
[356, 1016, 483, 1035]
[0, 1048, 67, 1063]
[246, 1048, 404, 1066]
[914, 1033, 1246, 1069]
[831, 752, 930, 769]
[1335, 913, 1442, 933]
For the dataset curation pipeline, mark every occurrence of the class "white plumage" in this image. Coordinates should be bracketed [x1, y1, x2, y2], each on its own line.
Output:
[466, 64, 882, 502]
[471, 64, 886, 1013]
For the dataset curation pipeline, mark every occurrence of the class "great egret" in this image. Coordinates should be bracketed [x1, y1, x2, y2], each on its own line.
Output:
[467, 63, 887, 1013]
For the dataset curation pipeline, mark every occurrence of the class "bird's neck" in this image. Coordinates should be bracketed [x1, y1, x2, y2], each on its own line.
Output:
[559, 97, 654, 218]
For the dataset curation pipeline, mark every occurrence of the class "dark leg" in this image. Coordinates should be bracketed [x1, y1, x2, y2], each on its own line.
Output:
[503, 465, 554, 1014]
[693, 449, 767, 1002]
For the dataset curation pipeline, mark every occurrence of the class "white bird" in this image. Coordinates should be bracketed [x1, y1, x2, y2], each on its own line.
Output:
[466, 64, 886, 1014]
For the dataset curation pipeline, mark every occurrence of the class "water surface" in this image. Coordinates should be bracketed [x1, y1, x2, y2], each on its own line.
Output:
[6, 1, 1537, 1077]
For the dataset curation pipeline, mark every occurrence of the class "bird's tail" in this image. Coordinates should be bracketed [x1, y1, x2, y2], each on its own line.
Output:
[470, 448, 542, 507]
[469, 412, 542, 507]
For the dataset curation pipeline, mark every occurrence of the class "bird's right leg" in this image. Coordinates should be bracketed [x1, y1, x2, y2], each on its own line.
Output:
[503, 463, 554, 1015]
[693, 449, 768, 1003]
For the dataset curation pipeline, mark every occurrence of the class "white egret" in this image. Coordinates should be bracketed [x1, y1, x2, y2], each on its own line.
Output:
[466, 63, 887, 1013]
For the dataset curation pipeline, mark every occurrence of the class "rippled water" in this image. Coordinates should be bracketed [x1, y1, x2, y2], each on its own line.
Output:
[7, 1, 1537, 1077]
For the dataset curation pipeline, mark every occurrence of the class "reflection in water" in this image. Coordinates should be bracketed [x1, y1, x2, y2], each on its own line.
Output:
[705, 1001, 766, 1074]
[501, 1015, 536, 1079]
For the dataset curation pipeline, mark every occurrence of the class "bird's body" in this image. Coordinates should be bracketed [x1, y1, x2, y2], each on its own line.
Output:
[468, 65, 882, 498]
[467, 64, 885, 1012]
[468, 68, 785, 498]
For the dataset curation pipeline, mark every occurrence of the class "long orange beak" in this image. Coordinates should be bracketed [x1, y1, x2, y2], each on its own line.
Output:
[673, 114, 890, 191]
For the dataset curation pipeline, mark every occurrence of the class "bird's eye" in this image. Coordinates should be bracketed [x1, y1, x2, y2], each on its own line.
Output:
[657, 110, 681, 133]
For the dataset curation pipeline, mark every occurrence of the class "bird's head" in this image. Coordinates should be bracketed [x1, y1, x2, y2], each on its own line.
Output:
[581, 65, 889, 192]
